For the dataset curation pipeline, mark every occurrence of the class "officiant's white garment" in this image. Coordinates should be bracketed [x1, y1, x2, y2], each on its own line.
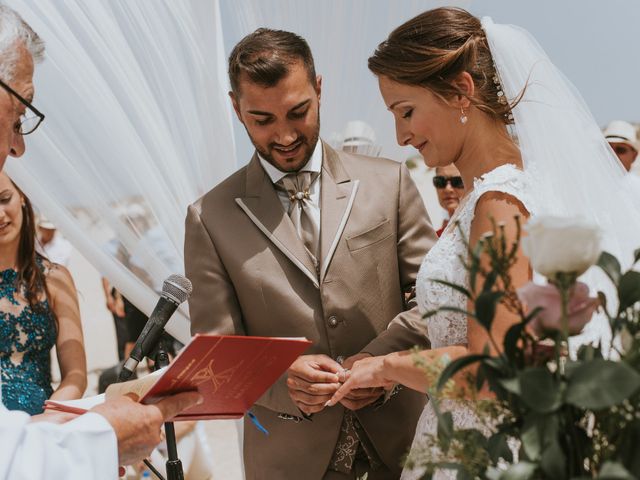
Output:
[0, 406, 118, 479]
[402, 164, 532, 480]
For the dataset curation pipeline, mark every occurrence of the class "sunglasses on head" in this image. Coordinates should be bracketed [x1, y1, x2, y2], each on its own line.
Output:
[433, 175, 464, 189]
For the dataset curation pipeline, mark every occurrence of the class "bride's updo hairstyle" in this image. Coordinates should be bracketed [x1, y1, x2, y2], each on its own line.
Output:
[368, 7, 515, 125]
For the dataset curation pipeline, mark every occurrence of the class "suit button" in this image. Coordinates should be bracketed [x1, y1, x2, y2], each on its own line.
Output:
[328, 315, 339, 327]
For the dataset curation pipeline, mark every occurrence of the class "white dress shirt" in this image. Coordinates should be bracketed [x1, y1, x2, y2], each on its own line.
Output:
[0, 405, 118, 479]
[36, 231, 73, 267]
[258, 141, 323, 240]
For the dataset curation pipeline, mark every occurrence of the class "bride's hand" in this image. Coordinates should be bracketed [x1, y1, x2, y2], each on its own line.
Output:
[325, 355, 394, 407]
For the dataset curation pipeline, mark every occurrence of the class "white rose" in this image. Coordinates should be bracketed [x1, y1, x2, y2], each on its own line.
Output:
[522, 216, 602, 280]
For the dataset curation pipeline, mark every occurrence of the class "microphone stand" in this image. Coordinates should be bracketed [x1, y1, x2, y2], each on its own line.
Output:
[125, 334, 182, 480]
[153, 342, 184, 480]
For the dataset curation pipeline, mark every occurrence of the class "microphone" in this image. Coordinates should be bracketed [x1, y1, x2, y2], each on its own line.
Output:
[118, 274, 193, 382]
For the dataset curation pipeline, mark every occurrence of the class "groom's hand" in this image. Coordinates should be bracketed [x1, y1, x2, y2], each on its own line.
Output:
[287, 354, 342, 415]
[339, 353, 384, 411]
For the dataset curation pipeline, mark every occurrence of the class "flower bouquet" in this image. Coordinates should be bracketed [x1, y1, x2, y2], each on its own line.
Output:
[409, 216, 640, 479]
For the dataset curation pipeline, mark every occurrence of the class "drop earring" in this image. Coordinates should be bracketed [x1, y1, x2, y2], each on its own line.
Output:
[459, 107, 468, 125]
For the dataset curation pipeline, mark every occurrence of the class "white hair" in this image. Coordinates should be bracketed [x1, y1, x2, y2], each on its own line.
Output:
[0, 5, 44, 81]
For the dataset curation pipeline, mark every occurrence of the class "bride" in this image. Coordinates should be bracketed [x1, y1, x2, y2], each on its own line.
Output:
[326, 7, 640, 479]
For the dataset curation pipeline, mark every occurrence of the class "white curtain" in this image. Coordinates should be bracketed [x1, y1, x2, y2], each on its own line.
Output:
[2, 0, 472, 342]
[4, 0, 236, 343]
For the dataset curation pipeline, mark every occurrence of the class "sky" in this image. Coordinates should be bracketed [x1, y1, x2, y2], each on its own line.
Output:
[220, 0, 640, 165]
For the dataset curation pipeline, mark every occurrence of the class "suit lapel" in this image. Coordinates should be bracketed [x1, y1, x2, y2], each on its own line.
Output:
[235, 155, 319, 288]
[320, 143, 359, 283]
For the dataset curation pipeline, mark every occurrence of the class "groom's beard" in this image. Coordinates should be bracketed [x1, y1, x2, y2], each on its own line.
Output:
[244, 114, 321, 173]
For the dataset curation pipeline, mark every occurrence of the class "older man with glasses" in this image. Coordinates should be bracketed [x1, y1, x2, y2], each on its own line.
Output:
[0, 77, 45, 133]
[0, 5, 201, 480]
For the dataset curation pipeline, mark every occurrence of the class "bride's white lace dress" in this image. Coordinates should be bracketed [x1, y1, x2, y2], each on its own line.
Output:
[401, 164, 532, 480]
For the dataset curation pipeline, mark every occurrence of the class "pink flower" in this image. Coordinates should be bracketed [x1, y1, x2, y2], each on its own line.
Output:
[517, 281, 599, 337]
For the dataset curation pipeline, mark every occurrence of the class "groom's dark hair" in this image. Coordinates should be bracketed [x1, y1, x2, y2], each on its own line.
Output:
[228, 28, 317, 96]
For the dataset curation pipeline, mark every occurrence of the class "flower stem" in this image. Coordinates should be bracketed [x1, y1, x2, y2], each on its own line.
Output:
[554, 272, 577, 375]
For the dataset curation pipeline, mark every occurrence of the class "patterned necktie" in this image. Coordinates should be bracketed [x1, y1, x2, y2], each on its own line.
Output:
[276, 171, 320, 266]
[329, 412, 360, 473]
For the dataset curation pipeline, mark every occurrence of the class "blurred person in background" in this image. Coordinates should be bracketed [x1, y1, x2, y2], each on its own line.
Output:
[604, 120, 639, 172]
[101, 276, 127, 361]
[604, 120, 640, 202]
[35, 217, 71, 266]
[432, 163, 464, 236]
[0, 172, 86, 414]
[339, 120, 382, 157]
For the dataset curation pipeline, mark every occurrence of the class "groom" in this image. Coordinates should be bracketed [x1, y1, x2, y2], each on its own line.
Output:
[185, 28, 437, 479]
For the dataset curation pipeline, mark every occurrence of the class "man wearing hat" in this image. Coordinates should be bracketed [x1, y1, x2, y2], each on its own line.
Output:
[36, 217, 72, 266]
[604, 120, 639, 172]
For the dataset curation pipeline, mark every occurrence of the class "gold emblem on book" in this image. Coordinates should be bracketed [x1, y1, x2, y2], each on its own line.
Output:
[192, 359, 243, 393]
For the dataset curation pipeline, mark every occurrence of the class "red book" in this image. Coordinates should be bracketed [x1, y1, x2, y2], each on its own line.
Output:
[45, 334, 311, 421]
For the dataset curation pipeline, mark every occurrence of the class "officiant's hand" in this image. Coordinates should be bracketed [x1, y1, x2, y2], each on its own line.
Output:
[338, 353, 384, 411]
[287, 354, 342, 415]
[326, 355, 394, 408]
[91, 390, 203, 466]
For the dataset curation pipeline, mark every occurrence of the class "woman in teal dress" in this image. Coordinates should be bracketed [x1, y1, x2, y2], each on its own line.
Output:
[0, 172, 86, 415]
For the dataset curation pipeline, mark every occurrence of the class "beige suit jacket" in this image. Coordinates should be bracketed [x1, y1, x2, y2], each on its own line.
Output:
[185, 142, 437, 479]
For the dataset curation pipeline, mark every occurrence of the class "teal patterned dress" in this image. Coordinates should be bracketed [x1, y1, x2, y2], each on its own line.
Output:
[0, 258, 56, 415]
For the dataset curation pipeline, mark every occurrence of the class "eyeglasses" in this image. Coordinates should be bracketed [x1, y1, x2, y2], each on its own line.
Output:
[433, 175, 464, 189]
[0, 78, 45, 135]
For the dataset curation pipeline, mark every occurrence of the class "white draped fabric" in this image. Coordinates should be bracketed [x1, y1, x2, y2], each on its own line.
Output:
[1, 0, 470, 343]
[4, 0, 236, 343]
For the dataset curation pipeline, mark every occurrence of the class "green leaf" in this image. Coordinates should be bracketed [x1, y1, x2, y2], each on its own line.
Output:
[436, 410, 453, 453]
[483, 270, 498, 293]
[430, 279, 473, 299]
[540, 440, 566, 479]
[523, 306, 544, 324]
[520, 413, 559, 462]
[484, 356, 508, 371]
[475, 291, 504, 332]
[610, 419, 640, 475]
[499, 461, 537, 480]
[487, 432, 513, 463]
[499, 377, 521, 396]
[468, 240, 484, 293]
[618, 271, 640, 312]
[520, 416, 541, 461]
[455, 467, 474, 480]
[519, 368, 563, 413]
[576, 344, 603, 362]
[504, 323, 525, 362]
[563, 359, 583, 377]
[436, 354, 489, 391]
[486, 467, 502, 480]
[598, 461, 635, 479]
[597, 251, 622, 286]
[566, 359, 640, 410]
[635, 248, 640, 265]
